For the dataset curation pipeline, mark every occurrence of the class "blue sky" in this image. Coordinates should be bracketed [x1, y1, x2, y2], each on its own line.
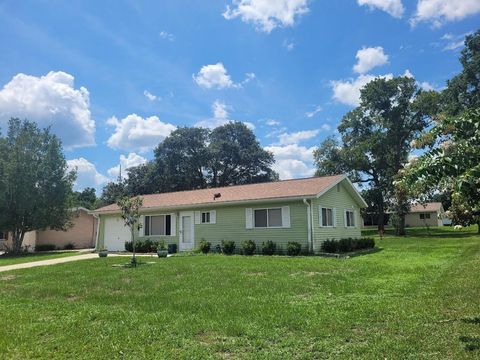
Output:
[0, 0, 478, 192]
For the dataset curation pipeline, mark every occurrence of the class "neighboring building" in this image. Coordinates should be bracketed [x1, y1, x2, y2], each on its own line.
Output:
[405, 202, 446, 227]
[0, 208, 97, 251]
[94, 175, 367, 254]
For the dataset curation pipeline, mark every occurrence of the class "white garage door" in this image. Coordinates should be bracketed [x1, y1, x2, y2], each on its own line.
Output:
[104, 217, 130, 251]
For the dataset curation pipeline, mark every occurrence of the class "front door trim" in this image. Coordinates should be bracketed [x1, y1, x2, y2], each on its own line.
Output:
[179, 211, 194, 251]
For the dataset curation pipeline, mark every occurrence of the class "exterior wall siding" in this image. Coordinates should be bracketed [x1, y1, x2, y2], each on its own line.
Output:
[405, 212, 441, 227]
[311, 182, 362, 253]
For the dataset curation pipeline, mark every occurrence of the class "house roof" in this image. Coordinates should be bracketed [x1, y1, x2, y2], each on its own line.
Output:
[409, 202, 443, 213]
[95, 174, 366, 213]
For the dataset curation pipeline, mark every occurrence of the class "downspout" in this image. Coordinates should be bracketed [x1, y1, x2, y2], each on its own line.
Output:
[93, 213, 100, 251]
[303, 199, 313, 253]
[310, 199, 315, 253]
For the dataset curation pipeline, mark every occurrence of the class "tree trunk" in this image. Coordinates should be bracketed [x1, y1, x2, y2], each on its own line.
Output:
[377, 198, 385, 232]
[131, 228, 136, 267]
[397, 214, 406, 236]
[12, 229, 25, 254]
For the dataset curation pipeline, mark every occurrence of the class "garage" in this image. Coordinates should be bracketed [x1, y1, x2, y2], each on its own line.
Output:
[103, 216, 130, 251]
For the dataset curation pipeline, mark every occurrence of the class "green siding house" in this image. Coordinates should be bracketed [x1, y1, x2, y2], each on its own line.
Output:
[94, 174, 367, 254]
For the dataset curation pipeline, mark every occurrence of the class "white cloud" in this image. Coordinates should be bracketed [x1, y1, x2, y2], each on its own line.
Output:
[265, 119, 280, 126]
[353, 46, 389, 74]
[265, 143, 317, 179]
[283, 39, 295, 51]
[67, 158, 108, 191]
[0, 71, 95, 149]
[159, 31, 175, 41]
[143, 90, 158, 101]
[278, 129, 321, 145]
[107, 152, 148, 179]
[305, 105, 322, 118]
[195, 100, 255, 130]
[412, 0, 480, 27]
[331, 74, 393, 106]
[357, 0, 405, 18]
[404, 69, 440, 91]
[193, 63, 254, 89]
[440, 32, 472, 51]
[106, 114, 176, 153]
[223, 0, 309, 33]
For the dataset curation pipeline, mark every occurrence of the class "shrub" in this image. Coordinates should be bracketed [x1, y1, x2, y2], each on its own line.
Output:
[125, 241, 133, 252]
[262, 240, 276, 255]
[286, 242, 302, 256]
[63, 243, 75, 250]
[338, 238, 353, 252]
[321, 239, 338, 253]
[221, 240, 236, 255]
[35, 244, 56, 252]
[242, 240, 256, 255]
[199, 239, 211, 254]
[168, 243, 177, 254]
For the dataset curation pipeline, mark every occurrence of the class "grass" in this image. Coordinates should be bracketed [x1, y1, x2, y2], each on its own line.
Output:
[0, 251, 81, 267]
[0, 228, 479, 359]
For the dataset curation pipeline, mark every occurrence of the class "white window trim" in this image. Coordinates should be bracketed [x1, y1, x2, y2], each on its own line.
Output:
[144, 213, 175, 236]
[344, 209, 355, 228]
[253, 207, 283, 229]
[319, 206, 334, 227]
[201, 211, 211, 224]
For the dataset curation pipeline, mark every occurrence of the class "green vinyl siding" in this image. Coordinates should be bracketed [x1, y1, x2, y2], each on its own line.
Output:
[311, 181, 362, 253]
[194, 200, 308, 253]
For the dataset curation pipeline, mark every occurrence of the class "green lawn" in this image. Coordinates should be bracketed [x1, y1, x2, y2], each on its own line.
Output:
[0, 251, 81, 267]
[0, 228, 479, 359]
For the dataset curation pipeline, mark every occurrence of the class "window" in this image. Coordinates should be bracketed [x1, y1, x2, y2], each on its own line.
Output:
[0, 231, 5, 240]
[321, 207, 333, 227]
[201, 212, 210, 224]
[144, 215, 171, 236]
[254, 208, 283, 228]
[345, 210, 355, 227]
[419, 213, 431, 220]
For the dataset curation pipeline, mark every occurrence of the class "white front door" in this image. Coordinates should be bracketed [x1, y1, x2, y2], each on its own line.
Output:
[104, 217, 130, 251]
[179, 212, 194, 251]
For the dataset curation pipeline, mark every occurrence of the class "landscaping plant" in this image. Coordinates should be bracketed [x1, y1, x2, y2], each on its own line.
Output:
[261, 240, 276, 255]
[117, 196, 143, 267]
[241, 240, 256, 255]
[220, 240, 235, 255]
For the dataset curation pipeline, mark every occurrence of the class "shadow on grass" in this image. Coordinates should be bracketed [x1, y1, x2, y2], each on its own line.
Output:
[317, 247, 383, 259]
[362, 227, 479, 239]
[460, 315, 480, 352]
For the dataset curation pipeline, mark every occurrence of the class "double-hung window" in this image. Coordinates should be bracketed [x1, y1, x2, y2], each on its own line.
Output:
[320, 207, 334, 227]
[419, 213, 431, 220]
[345, 210, 355, 227]
[201, 212, 210, 224]
[144, 215, 172, 236]
[254, 208, 282, 228]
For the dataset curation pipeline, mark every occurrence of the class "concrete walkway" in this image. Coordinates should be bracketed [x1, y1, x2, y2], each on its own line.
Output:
[0, 253, 157, 273]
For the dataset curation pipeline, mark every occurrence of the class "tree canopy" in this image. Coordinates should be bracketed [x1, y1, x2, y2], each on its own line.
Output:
[0, 118, 75, 253]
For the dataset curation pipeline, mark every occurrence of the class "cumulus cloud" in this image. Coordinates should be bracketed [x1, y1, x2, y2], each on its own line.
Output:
[143, 90, 158, 101]
[411, 0, 480, 27]
[278, 129, 320, 145]
[67, 157, 108, 191]
[283, 39, 295, 51]
[265, 144, 317, 179]
[305, 105, 322, 118]
[357, 0, 404, 18]
[159, 31, 175, 41]
[193, 63, 254, 89]
[106, 114, 176, 153]
[107, 152, 148, 179]
[331, 74, 393, 106]
[265, 119, 280, 126]
[353, 46, 389, 74]
[440, 32, 471, 51]
[223, 0, 309, 33]
[0, 71, 95, 149]
[195, 100, 255, 130]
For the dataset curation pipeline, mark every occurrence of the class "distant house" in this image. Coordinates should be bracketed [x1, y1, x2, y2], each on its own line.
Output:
[94, 174, 368, 254]
[405, 202, 446, 227]
[0, 208, 97, 251]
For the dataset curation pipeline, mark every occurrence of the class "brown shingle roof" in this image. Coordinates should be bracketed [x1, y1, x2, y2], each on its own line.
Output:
[409, 202, 443, 213]
[95, 174, 345, 213]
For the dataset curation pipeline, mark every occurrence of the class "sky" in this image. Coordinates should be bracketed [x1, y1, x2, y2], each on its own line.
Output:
[0, 0, 479, 193]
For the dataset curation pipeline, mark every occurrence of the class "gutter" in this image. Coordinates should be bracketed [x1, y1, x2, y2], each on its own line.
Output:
[303, 199, 313, 253]
[92, 213, 100, 251]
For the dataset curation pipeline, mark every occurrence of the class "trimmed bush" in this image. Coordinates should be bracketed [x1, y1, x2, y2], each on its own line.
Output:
[262, 240, 276, 255]
[221, 240, 236, 255]
[199, 239, 211, 254]
[125, 241, 133, 252]
[286, 242, 302, 256]
[35, 244, 56, 252]
[63, 243, 75, 250]
[321, 237, 375, 253]
[242, 240, 256, 255]
[168, 243, 177, 254]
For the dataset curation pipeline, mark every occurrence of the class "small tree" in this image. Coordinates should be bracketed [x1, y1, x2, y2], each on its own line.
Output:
[117, 196, 143, 266]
